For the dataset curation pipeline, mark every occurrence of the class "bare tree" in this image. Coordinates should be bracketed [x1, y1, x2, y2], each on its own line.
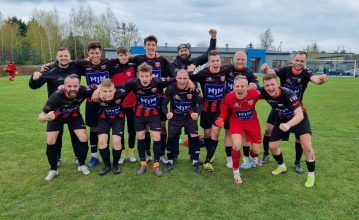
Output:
[304, 42, 320, 59]
[259, 28, 274, 50]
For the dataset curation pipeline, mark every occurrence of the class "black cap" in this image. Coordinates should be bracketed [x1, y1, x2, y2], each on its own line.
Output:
[177, 43, 191, 52]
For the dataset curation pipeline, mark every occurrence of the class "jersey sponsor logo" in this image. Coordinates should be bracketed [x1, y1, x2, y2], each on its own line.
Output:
[58, 104, 80, 114]
[226, 78, 234, 92]
[174, 101, 191, 115]
[204, 84, 225, 101]
[104, 106, 122, 117]
[137, 94, 160, 109]
[284, 83, 302, 99]
[152, 69, 161, 78]
[235, 109, 254, 120]
[86, 71, 109, 85]
[275, 108, 294, 118]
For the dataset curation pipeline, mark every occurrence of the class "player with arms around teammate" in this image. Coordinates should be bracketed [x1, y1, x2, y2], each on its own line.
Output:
[30, 47, 81, 166]
[122, 63, 175, 176]
[215, 76, 262, 184]
[38, 74, 95, 180]
[261, 51, 328, 174]
[190, 50, 229, 171]
[94, 79, 129, 175]
[259, 72, 317, 187]
[161, 69, 203, 173]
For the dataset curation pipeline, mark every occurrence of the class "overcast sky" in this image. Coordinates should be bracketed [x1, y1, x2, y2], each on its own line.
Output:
[1, 0, 359, 53]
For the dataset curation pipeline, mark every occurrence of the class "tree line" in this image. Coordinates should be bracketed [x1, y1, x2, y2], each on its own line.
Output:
[0, 7, 141, 65]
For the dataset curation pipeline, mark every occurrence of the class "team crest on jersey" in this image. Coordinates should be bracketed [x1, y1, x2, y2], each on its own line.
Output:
[187, 94, 192, 100]
[174, 95, 181, 101]
[234, 102, 241, 107]
[205, 77, 212, 81]
[220, 76, 226, 82]
[247, 99, 254, 106]
[101, 65, 107, 70]
[127, 71, 132, 76]
[155, 62, 160, 68]
[151, 88, 158, 93]
[115, 99, 122, 104]
[297, 78, 302, 83]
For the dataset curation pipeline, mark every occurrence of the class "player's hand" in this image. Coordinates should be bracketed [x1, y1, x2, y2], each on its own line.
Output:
[209, 29, 217, 39]
[186, 80, 195, 91]
[248, 82, 257, 89]
[261, 63, 269, 73]
[279, 123, 290, 132]
[91, 89, 101, 102]
[214, 117, 224, 127]
[40, 64, 50, 72]
[319, 74, 328, 83]
[166, 112, 173, 120]
[84, 57, 90, 62]
[33, 71, 42, 80]
[187, 64, 196, 73]
[191, 112, 199, 120]
[57, 85, 64, 90]
[47, 111, 56, 121]
[155, 52, 161, 58]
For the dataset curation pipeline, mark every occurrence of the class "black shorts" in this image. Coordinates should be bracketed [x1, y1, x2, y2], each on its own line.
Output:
[224, 115, 230, 130]
[266, 109, 276, 125]
[97, 118, 125, 136]
[47, 116, 86, 132]
[168, 115, 198, 138]
[85, 101, 99, 127]
[270, 112, 311, 142]
[200, 111, 220, 129]
[135, 115, 162, 132]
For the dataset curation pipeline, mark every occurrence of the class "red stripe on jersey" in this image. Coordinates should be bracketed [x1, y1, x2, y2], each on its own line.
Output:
[211, 101, 217, 112]
[100, 114, 106, 119]
[136, 106, 143, 117]
[203, 101, 209, 112]
[144, 109, 150, 117]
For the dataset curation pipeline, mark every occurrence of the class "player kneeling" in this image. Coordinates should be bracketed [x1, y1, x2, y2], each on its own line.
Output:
[94, 79, 128, 175]
[162, 69, 203, 173]
[38, 74, 96, 180]
[215, 76, 262, 184]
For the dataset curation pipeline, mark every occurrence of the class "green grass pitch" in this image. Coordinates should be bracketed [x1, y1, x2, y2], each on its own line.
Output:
[0, 76, 358, 219]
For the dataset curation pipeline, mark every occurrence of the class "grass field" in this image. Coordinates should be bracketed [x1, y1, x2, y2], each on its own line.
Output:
[0, 75, 358, 219]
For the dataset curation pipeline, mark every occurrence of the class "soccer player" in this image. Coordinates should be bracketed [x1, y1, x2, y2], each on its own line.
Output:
[38, 74, 95, 180]
[94, 79, 128, 175]
[167, 29, 217, 77]
[76, 41, 112, 168]
[261, 51, 328, 174]
[109, 46, 137, 164]
[131, 35, 170, 163]
[161, 69, 203, 173]
[122, 63, 175, 176]
[223, 51, 260, 169]
[259, 71, 318, 187]
[29, 47, 80, 166]
[190, 50, 229, 171]
[167, 29, 217, 160]
[4, 60, 16, 81]
[215, 75, 262, 184]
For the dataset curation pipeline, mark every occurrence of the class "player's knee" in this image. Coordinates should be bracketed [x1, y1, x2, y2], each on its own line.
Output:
[47, 138, 56, 145]
[153, 132, 161, 141]
[232, 145, 240, 150]
[264, 124, 273, 136]
[137, 132, 145, 140]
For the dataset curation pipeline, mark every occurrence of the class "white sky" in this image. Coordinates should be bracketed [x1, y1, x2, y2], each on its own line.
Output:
[1, 0, 359, 53]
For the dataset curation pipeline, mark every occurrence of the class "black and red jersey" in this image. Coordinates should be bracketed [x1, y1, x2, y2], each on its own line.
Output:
[190, 67, 229, 113]
[97, 87, 128, 120]
[109, 60, 137, 108]
[275, 66, 313, 102]
[223, 65, 260, 93]
[42, 86, 95, 120]
[123, 77, 174, 117]
[162, 83, 202, 116]
[259, 87, 302, 121]
[131, 54, 169, 78]
[76, 59, 111, 86]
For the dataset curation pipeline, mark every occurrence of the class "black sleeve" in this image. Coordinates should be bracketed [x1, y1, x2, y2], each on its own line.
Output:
[122, 79, 137, 92]
[192, 38, 216, 66]
[29, 74, 47, 90]
[189, 70, 204, 83]
[157, 77, 176, 89]
[193, 89, 203, 114]
[166, 62, 177, 78]
[42, 93, 59, 113]
[116, 86, 129, 99]
[84, 85, 97, 98]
